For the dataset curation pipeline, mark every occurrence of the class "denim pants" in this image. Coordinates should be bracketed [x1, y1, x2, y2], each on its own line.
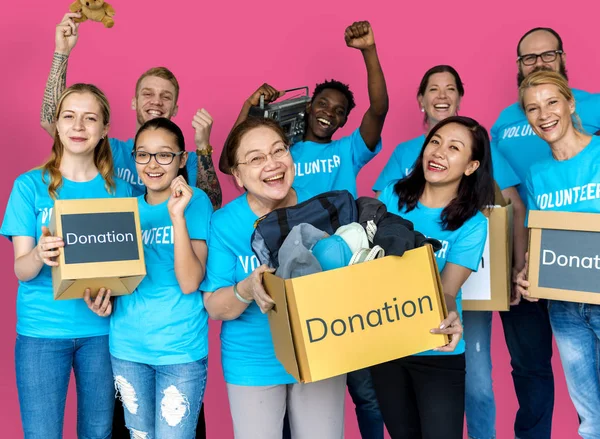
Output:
[346, 368, 385, 439]
[548, 301, 600, 439]
[463, 311, 496, 439]
[111, 356, 208, 439]
[15, 334, 115, 439]
[500, 298, 554, 439]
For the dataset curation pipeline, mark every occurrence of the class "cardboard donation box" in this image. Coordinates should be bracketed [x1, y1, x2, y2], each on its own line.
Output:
[462, 187, 513, 311]
[527, 210, 600, 305]
[263, 245, 449, 383]
[50, 198, 146, 300]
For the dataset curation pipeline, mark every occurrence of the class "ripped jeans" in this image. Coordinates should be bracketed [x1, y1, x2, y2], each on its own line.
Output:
[111, 355, 208, 439]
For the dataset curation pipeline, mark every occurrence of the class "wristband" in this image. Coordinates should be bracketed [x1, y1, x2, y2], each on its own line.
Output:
[197, 144, 214, 156]
[234, 283, 252, 304]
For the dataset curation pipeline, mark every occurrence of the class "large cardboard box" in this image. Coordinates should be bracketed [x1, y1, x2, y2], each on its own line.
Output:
[527, 210, 600, 304]
[263, 245, 449, 383]
[50, 198, 146, 300]
[462, 187, 513, 311]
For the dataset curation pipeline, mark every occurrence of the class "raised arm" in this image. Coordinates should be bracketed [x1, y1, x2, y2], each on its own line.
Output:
[344, 21, 389, 151]
[192, 109, 223, 209]
[218, 84, 284, 174]
[40, 13, 81, 136]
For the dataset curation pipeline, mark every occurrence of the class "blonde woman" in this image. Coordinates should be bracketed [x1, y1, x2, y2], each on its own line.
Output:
[0, 83, 131, 438]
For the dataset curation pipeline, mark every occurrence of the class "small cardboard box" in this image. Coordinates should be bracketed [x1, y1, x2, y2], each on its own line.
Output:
[263, 245, 449, 383]
[527, 210, 600, 304]
[49, 198, 146, 300]
[462, 187, 513, 311]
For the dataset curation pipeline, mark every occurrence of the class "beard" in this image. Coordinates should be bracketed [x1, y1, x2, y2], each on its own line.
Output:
[517, 60, 569, 87]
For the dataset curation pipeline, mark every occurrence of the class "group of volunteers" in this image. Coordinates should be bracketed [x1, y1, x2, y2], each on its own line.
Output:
[1, 8, 599, 439]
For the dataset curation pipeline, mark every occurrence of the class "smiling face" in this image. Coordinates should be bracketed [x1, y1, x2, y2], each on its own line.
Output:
[56, 92, 109, 158]
[422, 122, 480, 186]
[522, 83, 575, 145]
[134, 128, 187, 195]
[306, 89, 349, 141]
[132, 76, 179, 127]
[517, 30, 566, 86]
[232, 126, 294, 202]
[418, 72, 461, 127]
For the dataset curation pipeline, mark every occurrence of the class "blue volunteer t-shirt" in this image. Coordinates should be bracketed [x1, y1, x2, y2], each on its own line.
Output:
[373, 134, 520, 193]
[378, 183, 488, 356]
[492, 88, 600, 204]
[110, 138, 199, 196]
[110, 187, 212, 365]
[200, 188, 310, 386]
[0, 170, 132, 338]
[372, 135, 425, 192]
[291, 128, 381, 198]
[526, 136, 600, 218]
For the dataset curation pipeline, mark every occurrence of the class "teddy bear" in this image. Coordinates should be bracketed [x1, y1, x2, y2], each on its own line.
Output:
[69, 0, 115, 28]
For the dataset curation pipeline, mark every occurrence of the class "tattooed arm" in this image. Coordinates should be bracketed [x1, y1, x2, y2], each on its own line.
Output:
[192, 109, 223, 210]
[197, 154, 223, 210]
[40, 13, 81, 136]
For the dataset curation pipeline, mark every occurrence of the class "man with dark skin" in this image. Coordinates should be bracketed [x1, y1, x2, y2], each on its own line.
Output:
[220, 20, 389, 439]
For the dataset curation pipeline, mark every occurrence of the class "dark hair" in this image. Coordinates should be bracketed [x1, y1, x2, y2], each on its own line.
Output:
[417, 65, 464, 125]
[224, 117, 289, 173]
[312, 79, 356, 117]
[134, 117, 188, 183]
[394, 116, 495, 231]
[517, 27, 563, 56]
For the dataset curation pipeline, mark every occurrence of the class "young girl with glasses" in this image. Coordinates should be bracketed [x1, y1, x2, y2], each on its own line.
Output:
[88, 117, 213, 438]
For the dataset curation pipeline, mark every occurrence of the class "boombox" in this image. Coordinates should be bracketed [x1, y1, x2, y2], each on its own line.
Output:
[249, 87, 311, 145]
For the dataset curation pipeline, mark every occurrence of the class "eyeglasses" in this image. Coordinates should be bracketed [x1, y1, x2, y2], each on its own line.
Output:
[517, 50, 563, 66]
[133, 151, 184, 165]
[237, 144, 290, 168]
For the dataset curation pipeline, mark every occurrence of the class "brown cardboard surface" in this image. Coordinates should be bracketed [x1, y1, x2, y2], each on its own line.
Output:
[463, 192, 513, 311]
[50, 198, 146, 300]
[264, 245, 449, 383]
[528, 210, 600, 232]
[528, 211, 600, 304]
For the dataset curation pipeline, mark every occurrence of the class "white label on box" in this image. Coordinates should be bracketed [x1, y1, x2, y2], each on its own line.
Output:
[461, 222, 491, 301]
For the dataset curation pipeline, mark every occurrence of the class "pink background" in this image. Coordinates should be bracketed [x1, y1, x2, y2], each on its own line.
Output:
[2, 0, 599, 437]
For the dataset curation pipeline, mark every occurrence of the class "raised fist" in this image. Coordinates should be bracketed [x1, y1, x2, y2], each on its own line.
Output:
[344, 21, 375, 50]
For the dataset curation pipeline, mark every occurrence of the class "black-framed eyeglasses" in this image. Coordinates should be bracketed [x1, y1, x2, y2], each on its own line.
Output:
[237, 144, 290, 168]
[517, 50, 564, 66]
[132, 151, 185, 165]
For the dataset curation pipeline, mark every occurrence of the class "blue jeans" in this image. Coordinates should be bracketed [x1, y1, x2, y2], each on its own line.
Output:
[463, 311, 496, 439]
[111, 356, 208, 439]
[347, 368, 385, 439]
[548, 301, 600, 439]
[15, 334, 114, 439]
[500, 298, 554, 439]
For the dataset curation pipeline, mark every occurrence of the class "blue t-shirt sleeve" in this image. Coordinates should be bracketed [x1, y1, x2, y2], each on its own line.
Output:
[347, 128, 382, 175]
[447, 215, 488, 272]
[377, 182, 396, 207]
[491, 145, 520, 190]
[114, 178, 133, 197]
[185, 189, 212, 241]
[373, 146, 403, 192]
[200, 219, 236, 292]
[0, 176, 37, 239]
[187, 152, 198, 187]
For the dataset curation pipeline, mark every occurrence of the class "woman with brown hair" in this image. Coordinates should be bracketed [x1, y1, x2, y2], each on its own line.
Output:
[0, 83, 131, 438]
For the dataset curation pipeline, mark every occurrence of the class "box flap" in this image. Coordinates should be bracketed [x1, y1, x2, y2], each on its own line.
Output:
[264, 273, 301, 382]
[528, 210, 600, 232]
[55, 277, 137, 300]
[426, 245, 450, 346]
[120, 275, 145, 293]
[493, 182, 508, 207]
